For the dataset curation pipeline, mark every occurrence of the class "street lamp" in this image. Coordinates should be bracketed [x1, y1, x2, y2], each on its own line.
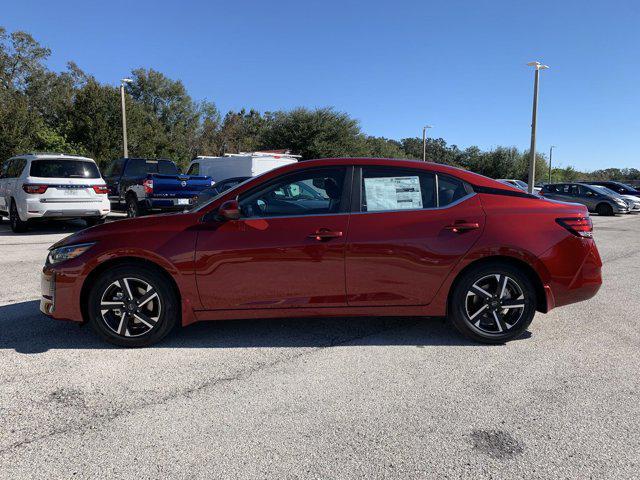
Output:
[526, 61, 549, 193]
[120, 78, 133, 158]
[422, 125, 433, 161]
[548, 145, 556, 183]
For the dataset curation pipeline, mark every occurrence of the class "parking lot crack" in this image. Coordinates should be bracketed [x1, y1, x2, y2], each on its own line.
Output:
[0, 318, 418, 456]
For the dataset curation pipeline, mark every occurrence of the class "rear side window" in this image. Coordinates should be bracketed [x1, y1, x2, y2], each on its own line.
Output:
[361, 167, 436, 212]
[437, 175, 468, 207]
[30, 159, 99, 178]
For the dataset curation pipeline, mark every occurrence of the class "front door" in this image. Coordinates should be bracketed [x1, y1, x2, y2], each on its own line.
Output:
[195, 167, 351, 310]
[345, 166, 485, 306]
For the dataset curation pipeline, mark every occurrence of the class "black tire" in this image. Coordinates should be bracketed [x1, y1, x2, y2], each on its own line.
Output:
[88, 265, 179, 347]
[449, 262, 537, 344]
[85, 217, 105, 227]
[9, 200, 29, 233]
[126, 195, 145, 218]
[596, 203, 614, 216]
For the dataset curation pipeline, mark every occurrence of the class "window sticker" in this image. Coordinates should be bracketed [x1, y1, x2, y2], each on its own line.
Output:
[364, 176, 423, 211]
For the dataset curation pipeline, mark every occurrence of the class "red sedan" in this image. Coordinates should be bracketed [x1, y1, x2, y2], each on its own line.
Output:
[41, 158, 602, 346]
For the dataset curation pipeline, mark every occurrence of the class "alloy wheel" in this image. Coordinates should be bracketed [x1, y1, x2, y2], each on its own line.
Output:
[99, 277, 161, 337]
[464, 274, 526, 335]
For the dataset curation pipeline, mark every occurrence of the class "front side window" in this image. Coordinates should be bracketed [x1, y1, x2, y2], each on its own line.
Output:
[30, 159, 99, 178]
[361, 167, 436, 212]
[239, 168, 346, 218]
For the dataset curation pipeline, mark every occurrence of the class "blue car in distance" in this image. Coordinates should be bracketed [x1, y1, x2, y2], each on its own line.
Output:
[103, 158, 213, 217]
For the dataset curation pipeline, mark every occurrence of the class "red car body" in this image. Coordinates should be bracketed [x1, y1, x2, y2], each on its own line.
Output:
[41, 158, 602, 335]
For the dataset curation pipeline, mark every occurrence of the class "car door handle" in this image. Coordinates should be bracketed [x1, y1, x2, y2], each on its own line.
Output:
[444, 222, 480, 233]
[308, 229, 343, 241]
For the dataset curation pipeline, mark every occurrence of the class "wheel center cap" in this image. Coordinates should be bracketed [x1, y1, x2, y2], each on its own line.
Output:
[127, 302, 137, 312]
[490, 300, 499, 309]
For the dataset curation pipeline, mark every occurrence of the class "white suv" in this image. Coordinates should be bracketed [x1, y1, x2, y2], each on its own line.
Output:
[0, 153, 111, 232]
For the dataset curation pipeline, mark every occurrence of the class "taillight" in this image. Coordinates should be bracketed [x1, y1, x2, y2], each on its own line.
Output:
[92, 185, 109, 195]
[556, 217, 593, 238]
[143, 179, 153, 194]
[22, 184, 48, 194]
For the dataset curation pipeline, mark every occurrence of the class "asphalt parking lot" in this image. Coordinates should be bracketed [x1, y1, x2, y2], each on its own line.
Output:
[0, 213, 638, 479]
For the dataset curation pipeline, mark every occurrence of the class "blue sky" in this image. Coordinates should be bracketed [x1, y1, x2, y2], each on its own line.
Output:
[3, 0, 639, 170]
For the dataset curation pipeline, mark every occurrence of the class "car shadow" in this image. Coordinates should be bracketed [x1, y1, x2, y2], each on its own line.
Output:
[0, 300, 531, 354]
[0, 213, 126, 236]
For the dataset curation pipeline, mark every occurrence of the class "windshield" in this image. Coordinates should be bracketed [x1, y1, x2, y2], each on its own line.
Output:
[617, 182, 638, 192]
[30, 159, 100, 178]
[190, 176, 255, 212]
[592, 185, 622, 197]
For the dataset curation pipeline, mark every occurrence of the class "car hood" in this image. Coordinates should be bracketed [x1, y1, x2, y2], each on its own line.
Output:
[49, 212, 196, 250]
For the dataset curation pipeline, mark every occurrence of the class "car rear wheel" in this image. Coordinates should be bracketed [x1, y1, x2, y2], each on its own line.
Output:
[596, 203, 614, 216]
[449, 263, 536, 343]
[10, 200, 29, 233]
[88, 265, 178, 347]
[126, 195, 145, 218]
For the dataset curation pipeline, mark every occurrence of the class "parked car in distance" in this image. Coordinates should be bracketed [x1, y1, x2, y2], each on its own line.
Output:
[497, 179, 541, 194]
[540, 182, 629, 216]
[41, 158, 602, 347]
[0, 153, 110, 232]
[588, 184, 640, 213]
[103, 158, 213, 217]
[581, 181, 640, 199]
[186, 151, 299, 183]
[192, 176, 250, 208]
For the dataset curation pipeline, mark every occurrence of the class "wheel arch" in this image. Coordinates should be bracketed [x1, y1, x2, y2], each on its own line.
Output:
[80, 256, 182, 324]
[447, 255, 548, 314]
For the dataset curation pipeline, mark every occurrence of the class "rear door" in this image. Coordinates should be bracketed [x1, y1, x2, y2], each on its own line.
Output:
[195, 166, 352, 310]
[345, 166, 485, 306]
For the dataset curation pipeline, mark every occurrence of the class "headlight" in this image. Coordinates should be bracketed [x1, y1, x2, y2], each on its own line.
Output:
[47, 243, 95, 265]
[615, 199, 626, 206]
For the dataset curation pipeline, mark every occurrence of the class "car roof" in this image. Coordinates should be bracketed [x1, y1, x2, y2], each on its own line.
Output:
[9, 153, 96, 162]
[273, 158, 517, 190]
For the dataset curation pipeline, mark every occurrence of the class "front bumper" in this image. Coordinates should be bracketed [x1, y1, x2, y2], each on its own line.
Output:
[40, 267, 56, 316]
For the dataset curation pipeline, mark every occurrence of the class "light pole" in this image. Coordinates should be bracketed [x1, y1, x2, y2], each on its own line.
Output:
[526, 61, 549, 193]
[120, 78, 133, 158]
[548, 145, 555, 183]
[422, 125, 432, 161]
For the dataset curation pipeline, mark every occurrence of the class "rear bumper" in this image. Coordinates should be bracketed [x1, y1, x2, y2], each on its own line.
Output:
[143, 197, 196, 211]
[540, 237, 602, 311]
[23, 197, 110, 220]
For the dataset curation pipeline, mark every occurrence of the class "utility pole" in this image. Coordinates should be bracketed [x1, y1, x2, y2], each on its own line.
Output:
[120, 78, 133, 158]
[548, 145, 555, 183]
[422, 125, 432, 161]
[526, 62, 549, 193]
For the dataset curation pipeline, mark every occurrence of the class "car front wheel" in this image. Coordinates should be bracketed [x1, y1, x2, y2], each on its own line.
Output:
[449, 263, 536, 344]
[88, 265, 178, 347]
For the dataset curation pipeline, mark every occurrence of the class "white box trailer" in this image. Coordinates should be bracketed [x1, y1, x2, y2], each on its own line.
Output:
[186, 152, 299, 183]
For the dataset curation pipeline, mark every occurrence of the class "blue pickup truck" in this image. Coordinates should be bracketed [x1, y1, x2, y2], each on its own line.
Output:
[103, 158, 213, 217]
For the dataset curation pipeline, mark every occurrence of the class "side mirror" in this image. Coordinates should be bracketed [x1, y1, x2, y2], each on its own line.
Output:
[218, 199, 241, 221]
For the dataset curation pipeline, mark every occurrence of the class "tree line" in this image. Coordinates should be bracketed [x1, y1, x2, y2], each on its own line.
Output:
[1, 27, 638, 183]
